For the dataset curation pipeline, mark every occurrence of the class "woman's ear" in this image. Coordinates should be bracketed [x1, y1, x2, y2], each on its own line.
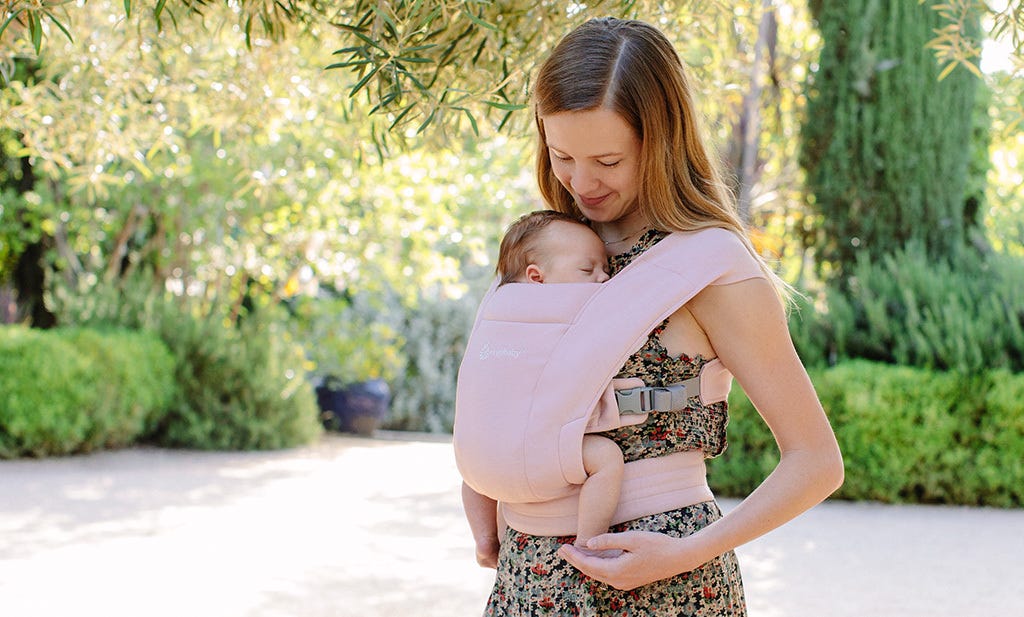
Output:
[525, 264, 545, 283]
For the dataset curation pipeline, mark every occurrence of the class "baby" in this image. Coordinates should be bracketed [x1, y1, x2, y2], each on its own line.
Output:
[461, 210, 625, 565]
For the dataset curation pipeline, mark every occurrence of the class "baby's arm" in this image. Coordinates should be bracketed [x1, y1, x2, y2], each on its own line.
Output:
[461, 482, 501, 568]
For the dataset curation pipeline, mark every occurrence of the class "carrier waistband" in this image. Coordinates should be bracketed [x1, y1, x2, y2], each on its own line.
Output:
[500, 449, 712, 537]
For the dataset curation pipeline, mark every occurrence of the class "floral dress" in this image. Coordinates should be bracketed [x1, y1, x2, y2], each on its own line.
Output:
[484, 230, 747, 616]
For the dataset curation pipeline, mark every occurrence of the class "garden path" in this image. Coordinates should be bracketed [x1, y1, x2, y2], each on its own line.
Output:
[1, 432, 1021, 616]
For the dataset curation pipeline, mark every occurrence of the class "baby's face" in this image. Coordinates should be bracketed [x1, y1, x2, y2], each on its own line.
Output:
[539, 222, 610, 284]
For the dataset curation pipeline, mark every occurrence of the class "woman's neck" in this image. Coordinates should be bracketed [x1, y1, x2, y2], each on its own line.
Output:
[594, 215, 651, 253]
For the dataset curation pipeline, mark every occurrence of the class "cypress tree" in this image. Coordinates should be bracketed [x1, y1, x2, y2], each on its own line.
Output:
[801, 0, 982, 279]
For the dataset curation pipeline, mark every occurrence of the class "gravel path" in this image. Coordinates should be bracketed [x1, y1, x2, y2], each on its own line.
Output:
[1, 432, 1021, 616]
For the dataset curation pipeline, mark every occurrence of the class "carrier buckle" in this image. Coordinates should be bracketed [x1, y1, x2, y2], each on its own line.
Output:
[615, 388, 651, 415]
[615, 378, 698, 415]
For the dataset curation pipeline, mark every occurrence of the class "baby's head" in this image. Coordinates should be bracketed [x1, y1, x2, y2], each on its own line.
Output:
[497, 210, 609, 286]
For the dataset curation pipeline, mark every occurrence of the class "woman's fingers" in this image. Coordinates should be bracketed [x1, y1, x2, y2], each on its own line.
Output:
[557, 531, 695, 591]
[557, 533, 643, 590]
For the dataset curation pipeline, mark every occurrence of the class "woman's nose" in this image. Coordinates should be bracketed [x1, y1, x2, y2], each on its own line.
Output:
[571, 166, 599, 194]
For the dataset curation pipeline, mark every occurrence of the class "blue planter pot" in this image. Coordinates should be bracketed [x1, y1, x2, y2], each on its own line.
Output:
[315, 378, 391, 435]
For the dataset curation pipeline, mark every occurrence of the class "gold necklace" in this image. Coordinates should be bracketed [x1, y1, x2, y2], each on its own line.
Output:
[601, 225, 650, 245]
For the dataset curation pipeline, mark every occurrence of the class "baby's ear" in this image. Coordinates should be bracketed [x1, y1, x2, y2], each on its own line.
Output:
[525, 264, 544, 283]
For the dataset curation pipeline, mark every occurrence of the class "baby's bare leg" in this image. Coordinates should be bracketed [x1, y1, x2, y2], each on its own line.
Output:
[577, 435, 625, 554]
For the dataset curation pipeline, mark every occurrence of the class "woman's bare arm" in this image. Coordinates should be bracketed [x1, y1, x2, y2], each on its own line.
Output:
[558, 277, 843, 589]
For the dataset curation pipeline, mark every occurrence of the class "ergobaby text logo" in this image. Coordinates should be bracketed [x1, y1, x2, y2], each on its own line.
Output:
[478, 342, 522, 361]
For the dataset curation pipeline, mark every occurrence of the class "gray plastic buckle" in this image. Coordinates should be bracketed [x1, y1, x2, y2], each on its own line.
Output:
[615, 387, 651, 415]
[615, 378, 699, 415]
[649, 382, 692, 412]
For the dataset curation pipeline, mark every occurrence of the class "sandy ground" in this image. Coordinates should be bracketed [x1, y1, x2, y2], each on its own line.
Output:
[1, 431, 1022, 617]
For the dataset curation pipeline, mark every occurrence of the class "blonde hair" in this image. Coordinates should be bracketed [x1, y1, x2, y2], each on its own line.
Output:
[532, 18, 789, 299]
[496, 210, 590, 286]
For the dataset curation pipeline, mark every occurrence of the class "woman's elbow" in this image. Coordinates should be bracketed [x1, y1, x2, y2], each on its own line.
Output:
[823, 442, 845, 495]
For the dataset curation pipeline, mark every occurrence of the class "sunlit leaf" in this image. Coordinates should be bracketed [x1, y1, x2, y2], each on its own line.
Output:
[348, 63, 383, 98]
[44, 12, 74, 44]
[29, 11, 42, 55]
[484, 101, 527, 111]
[937, 60, 958, 80]
[461, 7, 498, 32]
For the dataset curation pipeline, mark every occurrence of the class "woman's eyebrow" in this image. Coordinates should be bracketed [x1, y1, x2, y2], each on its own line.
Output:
[546, 143, 624, 158]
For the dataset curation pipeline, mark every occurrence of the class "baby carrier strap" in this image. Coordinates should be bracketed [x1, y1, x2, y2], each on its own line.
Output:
[454, 227, 763, 512]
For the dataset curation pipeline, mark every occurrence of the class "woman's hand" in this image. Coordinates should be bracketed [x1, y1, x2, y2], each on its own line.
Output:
[556, 531, 701, 590]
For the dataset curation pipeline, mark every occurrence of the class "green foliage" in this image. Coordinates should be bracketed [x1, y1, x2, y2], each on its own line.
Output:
[984, 68, 1024, 255]
[0, 327, 91, 457]
[5, 1, 1020, 139]
[0, 325, 176, 458]
[50, 272, 322, 451]
[815, 362, 985, 504]
[0, 188, 40, 287]
[801, 0, 982, 278]
[788, 245, 1024, 372]
[5, 0, 543, 331]
[975, 370, 1024, 506]
[288, 290, 404, 386]
[963, 79, 993, 244]
[151, 305, 322, 450]
[384, 287, 479, 433]
[62, 328, 179, 451]
[326, 0, 712, 140]
[709, 385, 780, 496]
[710, 360, 1024, 507]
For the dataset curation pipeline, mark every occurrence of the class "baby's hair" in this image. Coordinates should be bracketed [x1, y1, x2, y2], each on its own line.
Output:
[496, 210, 590, 286]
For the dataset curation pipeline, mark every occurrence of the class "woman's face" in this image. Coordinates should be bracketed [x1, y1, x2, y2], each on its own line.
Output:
[541, 108, 642, 224]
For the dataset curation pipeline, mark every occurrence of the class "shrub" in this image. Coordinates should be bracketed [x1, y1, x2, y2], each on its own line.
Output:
[384, 288, 477, 433]
[147, 303, 322, 450]
[287, 290, 404, 388]
[709, 360, 1024, 507]
[63, 328, 179, 451]
[789, 247, 1024, 372]
[50, 273, 322, 450]
[974, 371, 1024, 507]
[0, 326, 176, 458]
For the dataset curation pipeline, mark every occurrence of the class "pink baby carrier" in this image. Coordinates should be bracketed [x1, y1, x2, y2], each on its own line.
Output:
[453, 227, 764, 535]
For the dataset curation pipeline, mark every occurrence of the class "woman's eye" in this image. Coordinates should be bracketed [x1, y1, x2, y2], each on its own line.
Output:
[599, 160, 621, 168]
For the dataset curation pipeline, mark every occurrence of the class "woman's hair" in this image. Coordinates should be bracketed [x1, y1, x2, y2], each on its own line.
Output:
[532, 18, 789, 299]
[496, 209, 588, 286]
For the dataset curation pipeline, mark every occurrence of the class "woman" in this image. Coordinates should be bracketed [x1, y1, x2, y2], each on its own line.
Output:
[483, 17, 844, 616]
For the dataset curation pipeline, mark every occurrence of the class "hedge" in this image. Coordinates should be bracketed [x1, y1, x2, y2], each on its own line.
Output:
[788, 247, 1024, 373]
[0, 326, 177, 458]
[48, 276, 323, 452]
[148, 307, 323, 451]
[709, 360, 1024, 507]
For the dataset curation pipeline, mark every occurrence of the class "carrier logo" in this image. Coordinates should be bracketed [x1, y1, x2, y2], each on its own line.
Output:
[478, 342, 522, 361]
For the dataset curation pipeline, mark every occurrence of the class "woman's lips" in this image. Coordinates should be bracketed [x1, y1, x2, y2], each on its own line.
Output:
[578, 193, 610, 207]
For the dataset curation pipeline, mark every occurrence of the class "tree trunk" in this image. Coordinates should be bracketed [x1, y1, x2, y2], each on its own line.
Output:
[736, 0, 777, 225]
